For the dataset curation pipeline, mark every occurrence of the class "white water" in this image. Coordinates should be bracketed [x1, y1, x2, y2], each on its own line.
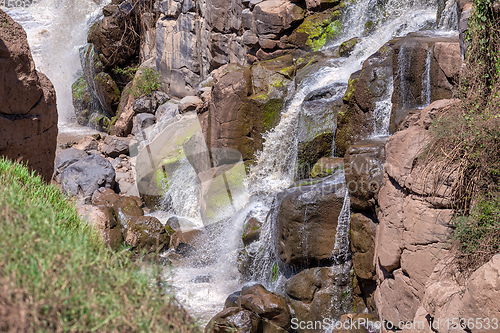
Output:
[1, 0, 106, 133]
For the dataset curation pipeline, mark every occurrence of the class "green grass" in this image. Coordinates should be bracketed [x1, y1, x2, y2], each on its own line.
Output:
[0, 157, 200, 332]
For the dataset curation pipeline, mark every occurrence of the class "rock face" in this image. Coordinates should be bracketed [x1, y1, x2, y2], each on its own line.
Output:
[275, 176, 346, 270]
[0, 10, 58, 181]
[156, 0, 343, 98]
[373, 100, 457, 326]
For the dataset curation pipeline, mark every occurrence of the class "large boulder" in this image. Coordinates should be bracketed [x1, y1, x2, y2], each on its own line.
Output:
[60, 155, 116, 203]
[335, 40, 394, 156]
[53, 148, 88, 182]
[285, 265, 352, 330]
[0, 10, 58, 181]
[238, 284, 291, 330]
[252, 0, 304, 35]
[344, 137, 386, 212]
[275, 176, 346, 270]
[124, 216, 170, 252]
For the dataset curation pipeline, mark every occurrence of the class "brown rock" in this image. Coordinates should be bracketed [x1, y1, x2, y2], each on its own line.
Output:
[350, 213, 377, 281]
[113, 196, 144, 231]
[92, 187, 120, 207]
[77, 204, 123, 250]
[205, 307, 261, 333]
[124, 216, 170, 252]
[238, 284, 291, 330]
[242, 217, 262, 246]
[0, 10, 58, 181]
[252, 0, 305, 35]
[344, 137, 386, 211]
[276, 178, 346, 269]
[311, 157, 344, 178]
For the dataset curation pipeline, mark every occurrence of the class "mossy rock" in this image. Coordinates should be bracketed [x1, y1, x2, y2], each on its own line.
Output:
[242, 217, 262, 246]
[125, 216, 170, 252]
[297, 132, 334, 180]
[113, 196, 144, 232]
[72, 75, 93, 126]
[311, 157, 344, 178]
[338, 37, 359, 57]
[287, 8, 343, 52]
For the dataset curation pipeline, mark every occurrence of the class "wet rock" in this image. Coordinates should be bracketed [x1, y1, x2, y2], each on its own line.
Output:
[285, 265, 352, 328]
[225, 291, 241, 308]
[77, 204, 123, 250]
[205, 307, 261, 333]
[60, 155, 116, 203]
[276, 176, 347, 269]
[305, 0, 340, 11]
[101, 135, 130, 158]
[170, 228, 207, 254]
[311, 157, 344, 178]
[242, 217, 262, 246]
[124, 216, 170, 252]
[0, 10, 58, 181]
[350, 213, 377, 281]
[92, 187, 120, 207]
[344, 137, 386, 211]
[72, 75, 93, 125]
[133, 96, 158, 114]
[238, 284, 291, 330]
[339, 37, 358, 57]
[287, 8, 342, 51]
[132, 113, 156, 137]
[53, 148, 88, 182]
[297, 82, 345, 179]
[336, 40, 394, 156]
[113, 196, 144, 231]
[93, 71, 120, 115]
[179, 95, 203, 113]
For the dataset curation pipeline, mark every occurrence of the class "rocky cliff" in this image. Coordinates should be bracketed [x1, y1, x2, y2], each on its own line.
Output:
[0, 9, 58, 181]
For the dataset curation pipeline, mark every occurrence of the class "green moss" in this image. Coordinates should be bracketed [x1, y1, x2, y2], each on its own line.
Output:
[262, 99, 283, 132]
[293, 10, 343, 51]
[72, 76, 90, 103]
[343, 77, 359, 104]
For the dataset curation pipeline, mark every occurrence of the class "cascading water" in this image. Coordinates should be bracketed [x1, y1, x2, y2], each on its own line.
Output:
[153, 0, 444, 325]
[1, 0, 107, 134]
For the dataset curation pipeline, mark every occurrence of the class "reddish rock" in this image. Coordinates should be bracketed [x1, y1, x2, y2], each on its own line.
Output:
[0, 10, 58, 181]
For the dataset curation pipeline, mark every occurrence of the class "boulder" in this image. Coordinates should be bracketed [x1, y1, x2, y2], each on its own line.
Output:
[72, 75, 93, 126]
[77, 204, 123, 250]
[124, 216, 170, 252]
[344, 137, 386, 211]
[132, 113, 156, 137]
[92, 187, 120, 207]
[350, 213, 377, 281]
[156, 101, 180, 122]
[287, 8, 342, 52]
[310, 157, 344, 178]
[276, 176, 346, 269]
[205, 307, 261, 333]
[238, 284, 291, 330]
[179, 95, 203, 113]
[74, 136, 99, 152]
[60, 155, 116, 203]
[93, 71, 120, 115]
[242, 217, 262, 246]
[336, 40, 394, 156]
[113, 196, 144, 231]
[285, 265, 352, 329]
[53, 148, 88, 182]
[0, 10, 58, 181]
[252, 0, 305, 35]
[133, 96, 158, 114]
[101, 135, 130, 158]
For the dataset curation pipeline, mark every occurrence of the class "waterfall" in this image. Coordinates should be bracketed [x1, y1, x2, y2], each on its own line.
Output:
[422, 49, 432, 106]
[439, 0, 459, 30]
[1, 0, 107, 131]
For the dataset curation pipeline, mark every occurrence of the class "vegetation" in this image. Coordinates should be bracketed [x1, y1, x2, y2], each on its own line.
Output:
[425, 0, 500, 272]
[133, 68, 163, 98]
[0, 158, 199, 332]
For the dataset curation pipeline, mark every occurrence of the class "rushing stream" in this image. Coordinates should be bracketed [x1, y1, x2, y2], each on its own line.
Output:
[3, 0, 459, 326]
